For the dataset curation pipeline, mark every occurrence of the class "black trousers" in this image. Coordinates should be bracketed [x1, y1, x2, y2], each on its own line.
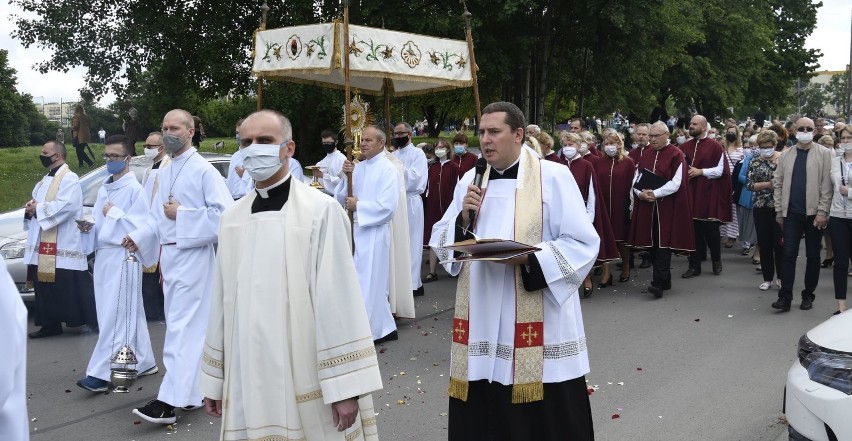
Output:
[650, 210, 672, 287]
[779, 213, 823, 301]
[28, 265, 97, 329]
[449, 377, 594, 441]
[74, 143, 94, 167]
[142, 268, 166, 321]
[828, 217, 852, 300]
[687, 220, 721, 270]
[753, 207, 784, 282]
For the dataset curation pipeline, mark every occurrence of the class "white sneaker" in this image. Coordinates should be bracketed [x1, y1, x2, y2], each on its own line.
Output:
[759, 281, 771, 291]
[139, 366, 159, 376]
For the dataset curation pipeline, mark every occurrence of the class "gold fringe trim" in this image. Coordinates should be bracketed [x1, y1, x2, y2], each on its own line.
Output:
[447, 377, 468, 402]
[143, 263, 158, 273]
[511, 382, 544, 404]
[37, 271, 56, 283]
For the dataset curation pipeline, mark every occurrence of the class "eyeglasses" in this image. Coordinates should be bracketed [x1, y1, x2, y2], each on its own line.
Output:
[797, 127, 814, 132]
[392, 132, 410, 137]
[143, 144, 162, 149]
[103, 154, 127, 161]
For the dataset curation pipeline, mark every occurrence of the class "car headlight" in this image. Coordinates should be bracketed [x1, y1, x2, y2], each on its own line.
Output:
[0, 240, 26, 259]
[798, 334, 822, 367]
[803, 352, 852, 395]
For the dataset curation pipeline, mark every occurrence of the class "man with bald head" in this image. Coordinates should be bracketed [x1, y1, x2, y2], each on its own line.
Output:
[679, 115, 732, 278]
[770, 117, 833, 312]
[336, 125, 402, 344]
[200, 110, 382, 441]
[628, 122, 694, 298]
[124, 109, 233, 424]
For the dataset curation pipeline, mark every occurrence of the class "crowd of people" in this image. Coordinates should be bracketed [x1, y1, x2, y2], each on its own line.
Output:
[5, 99, 851, 440]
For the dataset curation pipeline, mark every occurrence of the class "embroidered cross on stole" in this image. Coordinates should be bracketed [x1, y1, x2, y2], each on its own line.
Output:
[36, 164, 71, 282]
[448, 148, 545, 404]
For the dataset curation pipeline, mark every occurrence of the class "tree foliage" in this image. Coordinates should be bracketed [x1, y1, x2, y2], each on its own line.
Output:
[0, 49, 57, 147]
[11, 0, 825, 135]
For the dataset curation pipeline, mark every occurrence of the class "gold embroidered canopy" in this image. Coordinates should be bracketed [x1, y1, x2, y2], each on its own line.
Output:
[252, 23, 474, 96]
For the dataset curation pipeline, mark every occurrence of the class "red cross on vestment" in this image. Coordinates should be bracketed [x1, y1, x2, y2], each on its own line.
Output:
[514, 322, 544, 347]
[39, 242, 57, 256]
[452, 318, 469, 345]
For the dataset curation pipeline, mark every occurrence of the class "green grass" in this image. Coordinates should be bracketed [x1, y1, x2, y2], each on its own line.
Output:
[0, 132, 477, 212]
[0, 138, 238, 212]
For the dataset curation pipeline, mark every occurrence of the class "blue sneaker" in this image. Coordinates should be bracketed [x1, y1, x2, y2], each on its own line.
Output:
[76, 376, 109, 393]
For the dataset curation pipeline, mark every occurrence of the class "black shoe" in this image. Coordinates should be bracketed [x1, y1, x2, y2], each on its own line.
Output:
[800, 297, 813, 310]
[413, 287, 425, 297]
[833, 310, 842, 316]
[712, 261, 722, 275]
[132, 399, 176, 424]
[28, 326, 63, 339]
[648, 285, 664, 298]
[598, 277, 613, 289]
[638, 258, 652, 269]
[821, 258, 834, 268]
[374, 330, 399, 344]
[582, 284, 594, 298]
[771, 298, 791, 312]
[681, 268, 701, 279]
[619, 274, 631, 283]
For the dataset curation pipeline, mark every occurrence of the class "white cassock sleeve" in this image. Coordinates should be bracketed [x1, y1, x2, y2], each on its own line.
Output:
[400, 148, 428, 195]
[428, 171, 474, 277]
[35, 174, 82, 231]
[585, 179, 595, 222]
[354, 169, 399, 227]
[702, 153, 725, 179]
[99, 189, 149, 247]
[175, 166, 233, 249]
[0, 259, 28, 441]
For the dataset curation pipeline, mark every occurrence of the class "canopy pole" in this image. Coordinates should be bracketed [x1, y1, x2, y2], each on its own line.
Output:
[343, 0, 354, 226]
[383, 78, 392, 143]
[462, 2, 482, 125]
[256, 1, 270, 111]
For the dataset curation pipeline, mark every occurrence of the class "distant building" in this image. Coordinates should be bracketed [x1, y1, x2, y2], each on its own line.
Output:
[809, 70, 846, 117]
[30, 100, 77, 126]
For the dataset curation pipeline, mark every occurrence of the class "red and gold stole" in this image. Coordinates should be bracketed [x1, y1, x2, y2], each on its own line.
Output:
[37, 164, 71, 282]
[448, 147, 545, 403]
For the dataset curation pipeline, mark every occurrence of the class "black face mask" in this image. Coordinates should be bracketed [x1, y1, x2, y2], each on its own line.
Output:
[393, 137, 408, 149]
[322, 142, 336, 154]
[725, 133, 737, 142]
[39, 154, 55, 168]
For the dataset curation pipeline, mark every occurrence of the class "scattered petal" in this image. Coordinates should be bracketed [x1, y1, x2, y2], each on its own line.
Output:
[607, 382, 613, 385]
[637, 368, 643, 371]
[694, 319, 700, 322]
[133, 421, 141, 425]
[617, 382, 624, 386]
[397, 400, 406, 405]
[31, 418, 37, 422]
[611, 414, 620, 419]
[64, 389, 71, 393]
[658, 416, 663, 419]
[587, 387, 595, 396]
[617, 407, 623, 411]
[409, 357, 417, 361]
[400, 372, 406, 376]
[379, 348, 386, 354]
[439, 412, 448, 417]
[727, 315, 733, 318]
[166, 425, 174, 430]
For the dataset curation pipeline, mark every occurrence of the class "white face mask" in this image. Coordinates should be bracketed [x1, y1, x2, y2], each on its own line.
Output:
[760, 148, 774, 158]
[604, 145, 617, 157]
[435, 148, 448, 159]
[144, 148, 160, 161]
[628, 128, 635, 134]
[578, 143, 589, 155]
[242, 143, 283, 181]
[562, 146, 577, 158]
[631, 142, 639, 149]
[835, 148, 844, 157]
[842, 143, 852, 153]
[796, 132, 814, 144]
[676, 136, 686, 145]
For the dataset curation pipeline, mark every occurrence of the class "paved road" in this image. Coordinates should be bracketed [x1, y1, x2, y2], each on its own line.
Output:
[24, 244, 834, 440]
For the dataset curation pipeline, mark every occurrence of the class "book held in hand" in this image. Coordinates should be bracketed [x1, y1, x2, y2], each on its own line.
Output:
[439, 238, 540, 264]
[632, 168, 668, 191]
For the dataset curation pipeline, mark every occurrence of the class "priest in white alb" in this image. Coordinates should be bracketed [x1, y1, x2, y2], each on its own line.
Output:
[0, 259, 29, 441]
[429, 102, 599, 441]
[24, 140, 97, 339]
[124, 109, 233, 424]
[201, 110, 382, 441]
[335, 125, 400, 343]
[76, 135, 158, 393]
[140, 131, 171, 321]
[314, 129, 347, 196]
[385, 150, 416, 319]
[391, 122, 428, 297]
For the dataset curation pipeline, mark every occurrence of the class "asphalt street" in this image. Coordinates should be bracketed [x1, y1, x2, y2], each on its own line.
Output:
[22, 244, 836, 440]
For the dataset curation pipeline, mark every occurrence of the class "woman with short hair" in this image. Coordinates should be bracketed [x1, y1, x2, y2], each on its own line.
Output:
[594, 131, 636, 286]
[746, 130, 784, 290]
[827, 125, 852, 314]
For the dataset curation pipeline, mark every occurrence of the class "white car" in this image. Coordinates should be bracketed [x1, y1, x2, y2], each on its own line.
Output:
[784, 310, 852, 440]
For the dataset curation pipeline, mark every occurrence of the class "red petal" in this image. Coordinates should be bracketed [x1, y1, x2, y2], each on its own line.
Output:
[611, 414, 620, 419]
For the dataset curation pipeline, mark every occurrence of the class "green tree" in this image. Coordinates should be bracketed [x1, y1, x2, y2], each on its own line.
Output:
[0, 49, 53, 147]
[799, 83, 828, 117]
[825, 72, 850, 117]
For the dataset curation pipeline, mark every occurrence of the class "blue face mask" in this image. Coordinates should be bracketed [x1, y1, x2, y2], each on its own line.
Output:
[454, 144, 465, 155]
[106, 159, 127, 174]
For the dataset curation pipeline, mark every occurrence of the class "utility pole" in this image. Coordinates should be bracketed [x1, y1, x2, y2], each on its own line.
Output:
[847, 10, 851, 117]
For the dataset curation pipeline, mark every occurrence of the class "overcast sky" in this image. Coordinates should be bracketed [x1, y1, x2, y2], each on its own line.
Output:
[1, 1, 849, 107]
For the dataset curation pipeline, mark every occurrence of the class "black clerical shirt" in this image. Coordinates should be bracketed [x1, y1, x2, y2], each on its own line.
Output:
[251, 175, 292, 214]
[451, 159, 547, 291]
